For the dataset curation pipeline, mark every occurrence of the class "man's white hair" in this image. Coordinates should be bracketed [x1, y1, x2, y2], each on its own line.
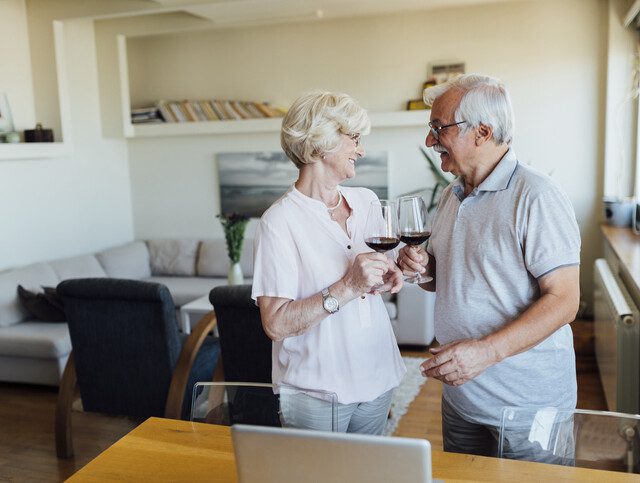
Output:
[423, 74, 514, 145]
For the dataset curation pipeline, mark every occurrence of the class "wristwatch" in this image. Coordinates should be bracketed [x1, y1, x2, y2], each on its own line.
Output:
[321, 288, 339, 314]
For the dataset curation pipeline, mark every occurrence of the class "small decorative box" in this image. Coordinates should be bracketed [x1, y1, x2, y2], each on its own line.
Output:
[24, 123, 54, 143]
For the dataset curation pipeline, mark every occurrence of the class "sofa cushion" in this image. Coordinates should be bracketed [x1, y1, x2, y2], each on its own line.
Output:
[0, 320, 71, 358]
[17, 285, 66, 322]
[197, 238, 254, 277]
[0, 263, 60, 328]
[148, 239, 199, 276]
[50, 254, 107, 280]
[145, 276, 229, 307]
[96, 241, 151, 279]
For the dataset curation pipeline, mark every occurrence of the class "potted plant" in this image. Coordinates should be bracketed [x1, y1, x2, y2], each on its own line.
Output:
[217, 213, 250, 285]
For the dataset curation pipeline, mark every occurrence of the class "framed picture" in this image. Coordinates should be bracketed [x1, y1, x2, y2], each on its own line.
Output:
[430, 62, 465, 85]
[217, 151, 389, 217]
[0, 93, 15, 133]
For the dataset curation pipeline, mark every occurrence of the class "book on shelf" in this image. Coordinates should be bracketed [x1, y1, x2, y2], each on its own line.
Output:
[180, 100, 198, 122]
[133, 98, 286, 124]
[209, 100, 228, 120]
[222, 100, 243, 120]
[243, 101, 266, 118]
[155, 101, 176, 122]
[230, 100, 252, 119]
[188, 101, 208, 122]
[131, 106, 162, 124]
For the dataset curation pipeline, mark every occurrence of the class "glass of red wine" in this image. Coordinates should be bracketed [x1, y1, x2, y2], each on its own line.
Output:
[398, 195, 432, 284]
[364, 200, 400, 289]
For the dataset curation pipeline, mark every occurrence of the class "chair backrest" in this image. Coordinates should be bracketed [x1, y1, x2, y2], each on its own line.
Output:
[191, 382, 338, 432]
[58, 278, 182, 418]
[498, 406, 640, 473]
[191, 382, 281, 427]
[209, 285, 272, 383]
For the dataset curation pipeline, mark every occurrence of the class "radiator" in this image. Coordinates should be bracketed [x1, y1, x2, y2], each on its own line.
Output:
[594, 258, 640, 414]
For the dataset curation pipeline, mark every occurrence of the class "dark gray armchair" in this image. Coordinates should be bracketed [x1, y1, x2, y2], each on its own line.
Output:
[55, 278, 220, 458]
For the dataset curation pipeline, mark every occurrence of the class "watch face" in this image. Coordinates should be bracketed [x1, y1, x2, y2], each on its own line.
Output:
[324, 296, 339, 313]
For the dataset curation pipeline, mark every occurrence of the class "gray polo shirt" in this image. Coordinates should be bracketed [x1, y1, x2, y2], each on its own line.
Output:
[428, 148, 581, 426]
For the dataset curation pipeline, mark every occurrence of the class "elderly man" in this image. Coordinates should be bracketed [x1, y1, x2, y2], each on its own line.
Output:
[399, 74, 581, 458]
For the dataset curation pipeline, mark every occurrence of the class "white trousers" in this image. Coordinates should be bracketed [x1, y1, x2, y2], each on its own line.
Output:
[280, 389, 393, 435]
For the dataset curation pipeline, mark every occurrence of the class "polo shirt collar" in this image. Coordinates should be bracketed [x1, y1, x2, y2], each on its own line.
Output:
[477, 148, 518, 192]
[452, 148, 518, 199]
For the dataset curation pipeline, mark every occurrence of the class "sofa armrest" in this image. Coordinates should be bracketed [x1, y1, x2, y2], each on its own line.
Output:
[393, 283, 435, 346]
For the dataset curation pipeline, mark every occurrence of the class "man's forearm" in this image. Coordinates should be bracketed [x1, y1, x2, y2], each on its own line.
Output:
[483, 291, 579, 363]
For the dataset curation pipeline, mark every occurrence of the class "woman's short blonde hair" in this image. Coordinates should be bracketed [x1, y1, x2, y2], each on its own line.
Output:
[281, 91, 371, 169]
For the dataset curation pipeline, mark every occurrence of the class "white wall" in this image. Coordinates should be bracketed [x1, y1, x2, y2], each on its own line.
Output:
[0, 3, 135, 271]
[123, 0, 606, 308]
[0, 0, 36, 131]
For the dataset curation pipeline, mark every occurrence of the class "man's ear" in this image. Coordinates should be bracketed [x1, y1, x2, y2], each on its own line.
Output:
[475, 124, 493, 146]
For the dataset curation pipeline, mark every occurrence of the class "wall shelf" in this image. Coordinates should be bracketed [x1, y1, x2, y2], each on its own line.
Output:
[0, 142, 71, 160]
[125, 109, 429, 138]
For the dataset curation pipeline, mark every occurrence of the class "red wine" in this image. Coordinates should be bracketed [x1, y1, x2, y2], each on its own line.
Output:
[365, 237, 400, 253]
[400, 232, 431, 246]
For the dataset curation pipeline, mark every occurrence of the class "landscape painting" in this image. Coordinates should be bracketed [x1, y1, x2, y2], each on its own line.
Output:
[218, 151, 389, 218]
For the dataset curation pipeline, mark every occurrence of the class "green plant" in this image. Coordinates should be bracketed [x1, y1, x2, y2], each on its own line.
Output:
[217, 213, 250, 264]
[419, 145, 454, 211]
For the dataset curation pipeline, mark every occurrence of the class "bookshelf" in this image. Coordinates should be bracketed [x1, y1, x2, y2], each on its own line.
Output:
[127, 110, 428, 138]
[117, 35, 429, 140]
[0, 21, 72, 161]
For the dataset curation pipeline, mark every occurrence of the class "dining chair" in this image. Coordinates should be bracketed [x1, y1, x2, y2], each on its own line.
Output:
[191, 382, 338, 432]
[209, 284, 272, 383]
[55, 278, 220, 458]
[498, 406, 640, 473]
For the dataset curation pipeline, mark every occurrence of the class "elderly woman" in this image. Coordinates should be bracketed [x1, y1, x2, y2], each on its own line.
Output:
[251, 91, 406, 435]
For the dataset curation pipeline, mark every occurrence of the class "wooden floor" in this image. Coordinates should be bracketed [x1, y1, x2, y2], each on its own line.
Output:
[0, 320, 605, 481]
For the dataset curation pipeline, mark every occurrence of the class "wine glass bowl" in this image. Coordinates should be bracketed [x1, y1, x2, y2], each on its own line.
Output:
[364, 200, 400, 253]
[398, 196, 432, 284]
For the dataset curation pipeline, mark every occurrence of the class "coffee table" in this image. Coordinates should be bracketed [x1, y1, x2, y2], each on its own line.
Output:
[179, 294, 213, 334]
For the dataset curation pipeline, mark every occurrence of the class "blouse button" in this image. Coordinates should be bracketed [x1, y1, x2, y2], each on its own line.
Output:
[347, 245, 351, 249]
[360, 295, 365, 299]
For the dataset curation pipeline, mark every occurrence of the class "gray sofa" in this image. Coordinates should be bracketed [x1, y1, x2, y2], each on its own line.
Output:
[0, 238, 434, 386]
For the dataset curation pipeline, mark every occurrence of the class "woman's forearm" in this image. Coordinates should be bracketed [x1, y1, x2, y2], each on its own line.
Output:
[260, 278, 359, 341]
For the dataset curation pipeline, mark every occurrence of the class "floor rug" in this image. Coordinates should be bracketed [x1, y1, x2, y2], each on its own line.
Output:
[383, 356, 427, 436]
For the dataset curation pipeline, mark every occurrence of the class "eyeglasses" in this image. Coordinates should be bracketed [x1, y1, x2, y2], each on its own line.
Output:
[346, 133, 361, 147]
[428, 121, 466, 141]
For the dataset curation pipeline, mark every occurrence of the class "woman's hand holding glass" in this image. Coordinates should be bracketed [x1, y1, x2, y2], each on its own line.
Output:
[342, 252, 391, 296]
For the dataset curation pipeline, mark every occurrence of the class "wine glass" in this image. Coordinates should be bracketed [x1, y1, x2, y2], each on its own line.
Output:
[398, 195, 432, 284]
[364, 200, 400, 289]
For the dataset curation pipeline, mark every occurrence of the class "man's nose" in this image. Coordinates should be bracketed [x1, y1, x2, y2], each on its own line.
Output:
[425, 130, 437, 147]
[357, 145, 366, 157]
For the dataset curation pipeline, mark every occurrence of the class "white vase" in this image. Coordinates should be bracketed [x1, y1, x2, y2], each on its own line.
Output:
[227, 261, 244, 285]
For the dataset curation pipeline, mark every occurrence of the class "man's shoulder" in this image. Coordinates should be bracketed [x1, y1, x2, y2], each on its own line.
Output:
[511, 162, 565, 198]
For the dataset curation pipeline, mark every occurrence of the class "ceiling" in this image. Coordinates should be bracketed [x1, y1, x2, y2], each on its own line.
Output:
[143, 0, 540, 28]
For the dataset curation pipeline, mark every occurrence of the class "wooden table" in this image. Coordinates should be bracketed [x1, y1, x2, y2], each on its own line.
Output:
[67, 417, 639, 482]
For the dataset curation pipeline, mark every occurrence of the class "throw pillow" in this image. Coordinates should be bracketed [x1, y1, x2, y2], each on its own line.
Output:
[17, 285, 66, 322]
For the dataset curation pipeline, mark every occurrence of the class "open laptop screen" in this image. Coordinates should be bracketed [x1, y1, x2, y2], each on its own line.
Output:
[232, 424, 432, 483]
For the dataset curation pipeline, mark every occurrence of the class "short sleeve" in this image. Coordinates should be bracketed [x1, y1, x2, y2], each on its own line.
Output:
[522, 187, 581, 279]
[251, 219, 299, 303]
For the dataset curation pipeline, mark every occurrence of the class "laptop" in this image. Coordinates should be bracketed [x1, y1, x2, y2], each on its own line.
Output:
[231, 424, 433, 483]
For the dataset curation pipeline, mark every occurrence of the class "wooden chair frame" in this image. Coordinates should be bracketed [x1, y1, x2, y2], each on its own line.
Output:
[55, 312, 218, 458]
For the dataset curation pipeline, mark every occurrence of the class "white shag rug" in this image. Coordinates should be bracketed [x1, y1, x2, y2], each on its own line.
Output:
[383, 356, 427, 436]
